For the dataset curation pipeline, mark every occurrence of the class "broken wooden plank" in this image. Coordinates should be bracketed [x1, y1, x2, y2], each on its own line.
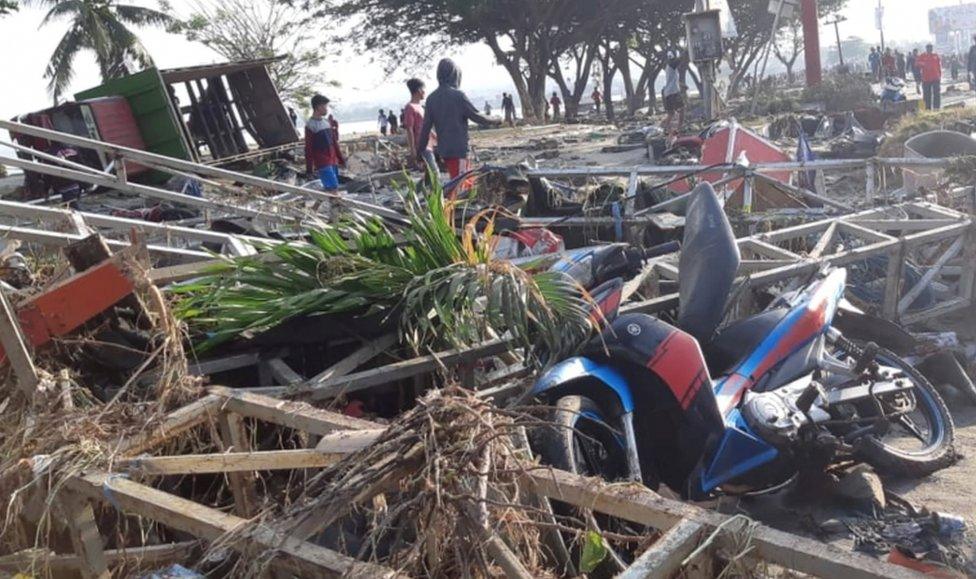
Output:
[305, 333, 397, 387]
[266, 358, 304, 385]
[217, 411, 260, 517]
[120, 448, 347, 475]
[67, 473, 402, 578]
[213, 387, 379, 434]
[118, 394, 223, 456]
[808, 221, 838, 260]
[0, 541, 198, 573]
[898, 236, 964, 315]
[277, 338, 515, 401]
[616, 518, 705, 579]
[525, 469, 917, 579]
[60, 492, 110, 579]
[0, 287, 39, 396]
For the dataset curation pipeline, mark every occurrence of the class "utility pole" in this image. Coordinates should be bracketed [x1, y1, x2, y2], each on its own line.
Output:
[802, 0, 822, 86]
[825, 15, 847, 67]
[877, 0, 886, 52]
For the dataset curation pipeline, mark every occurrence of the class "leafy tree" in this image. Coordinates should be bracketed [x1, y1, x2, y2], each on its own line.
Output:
[29, 0, 174, 102]
[165, 0, 331, 105]
[0, 0, 17, 16]
[773, 20, 804, 85]
[312, 0, 636, 121]
[724, 0, 848, 98]
[626, 0, 695, 114]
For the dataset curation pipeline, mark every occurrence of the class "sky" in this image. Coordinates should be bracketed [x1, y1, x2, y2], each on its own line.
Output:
[0, 0, 968, 125]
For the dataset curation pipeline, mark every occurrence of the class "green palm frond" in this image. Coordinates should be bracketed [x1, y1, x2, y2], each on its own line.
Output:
[46, 24, 85, 100]
[112, 3, 175, 26]
[172, 182, 594, 363]
[38, 0, 172, 96]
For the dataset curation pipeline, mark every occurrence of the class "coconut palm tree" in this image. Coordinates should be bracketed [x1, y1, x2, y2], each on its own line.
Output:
[28, 0, 174, 102]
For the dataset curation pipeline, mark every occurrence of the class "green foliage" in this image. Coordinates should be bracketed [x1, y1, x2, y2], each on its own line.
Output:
[172, 182, 593, 364]
[29, 0, 174, 101]
[165, 0, 333, 105]
[801, 73, 874, 111]
[0, 0, 17, 16]
[579, 530, 608, 573]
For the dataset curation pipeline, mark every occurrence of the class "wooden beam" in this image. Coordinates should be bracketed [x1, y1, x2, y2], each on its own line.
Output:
[117, 394, 223, 456]
[213, 387, 379, 434]
[60, 492, 110, 579]
[740, 239, 802, 261]
[0, 287, 39, 396]
[0, 541, 198, 573]
[848, 218, 958, 232]
[882, 243, 907, 321]
[808, 221, 837, 259]
[525, 469, 917, 579]
[282, 338, 515, 401]
[305, 334, 397, 387]
[67, 473, 402, 578]
[266, 358, 304, 385]
[120, 448, 347, 475]
[836, 221, 897, 244]
[900, 297, 971, 325]
[898, 237, 964, 315]
[217, 412, 260, 517]
[616, 518, 705, 579]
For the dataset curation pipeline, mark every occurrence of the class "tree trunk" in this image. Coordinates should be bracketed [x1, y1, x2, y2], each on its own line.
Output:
[600, 44, 617, 122]
[727, 44, 765, 99]
[610, 44, 638, 115]
[486, 36, 537, 120]
[646, 68, 662, 115]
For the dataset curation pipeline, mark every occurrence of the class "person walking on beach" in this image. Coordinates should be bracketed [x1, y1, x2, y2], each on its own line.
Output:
[416, 58, 500, 182]
[909, 49, 922, 95]
[403, 78, 437, 176]
[968, 36, 976, 90]
[662, 52, 686, 137]
[387, 110, 399, 135]
[305, 94, 340, 191]
[869, 47, 880, 81]
[882, 48, 896, 78]
[378, 109, 389, 135]
[917, 44, 943, 110]
[549, 92, 562, 121]
[592, 87, 602, 114]
[502, 93, 516, 127]
[328, 113, 346, 175]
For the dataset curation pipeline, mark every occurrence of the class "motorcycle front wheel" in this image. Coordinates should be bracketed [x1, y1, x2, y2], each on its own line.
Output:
[530, 395, 634, 576]
[531, 395, 630, 482]
[833, 344, 957, 477]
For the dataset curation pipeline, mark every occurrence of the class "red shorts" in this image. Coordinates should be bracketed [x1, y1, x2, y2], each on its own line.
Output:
[444, 158, 469, 179]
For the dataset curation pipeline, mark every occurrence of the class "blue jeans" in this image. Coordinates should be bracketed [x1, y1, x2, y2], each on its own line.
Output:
[318, 165, 339, 190]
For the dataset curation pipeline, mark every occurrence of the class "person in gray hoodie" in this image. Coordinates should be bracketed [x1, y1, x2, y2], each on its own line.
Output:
[417, 58, 499, 180]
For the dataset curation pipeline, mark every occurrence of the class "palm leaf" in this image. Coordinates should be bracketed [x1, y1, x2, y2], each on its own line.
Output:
[172, 181, 593, 363]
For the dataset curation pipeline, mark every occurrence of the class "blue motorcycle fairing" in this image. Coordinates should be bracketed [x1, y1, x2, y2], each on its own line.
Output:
[698, 409, 779, 492]
[530, 356, 636, 414]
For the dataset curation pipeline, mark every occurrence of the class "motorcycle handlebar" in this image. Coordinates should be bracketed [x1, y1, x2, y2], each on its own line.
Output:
[641, 241, 681, 260]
